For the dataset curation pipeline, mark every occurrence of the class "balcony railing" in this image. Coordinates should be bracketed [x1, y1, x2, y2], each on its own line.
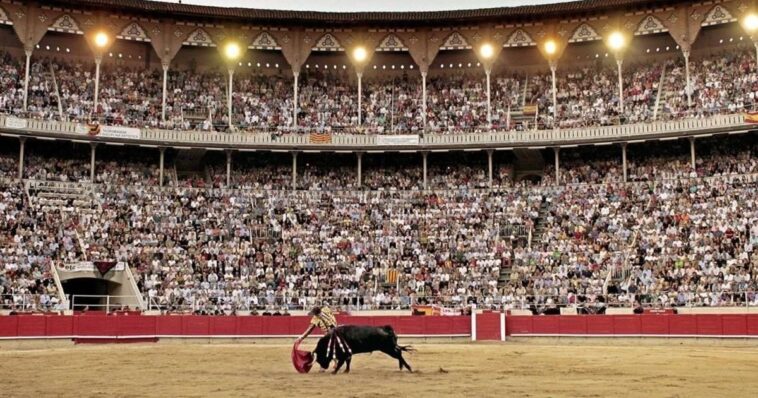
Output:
[0, 113, 749, 150]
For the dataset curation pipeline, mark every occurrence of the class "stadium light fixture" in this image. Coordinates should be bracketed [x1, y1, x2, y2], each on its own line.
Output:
[94, 32, 109, 48]
[544, 40, 557, 56]
[224, 42, 241, 61]
[743, 13, 758, 32]
[353, 46, 368, 63]
[480, 43, 494, 59]
[607, 31, 626, 52]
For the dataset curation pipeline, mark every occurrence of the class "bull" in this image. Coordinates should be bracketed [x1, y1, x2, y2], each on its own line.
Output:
[314, 325, 413, 374]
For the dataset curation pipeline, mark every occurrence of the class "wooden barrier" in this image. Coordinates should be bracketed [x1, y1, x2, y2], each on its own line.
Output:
[0, 314, 472, 340]
[3, 313, 757, 341]
[506, 314, 758, 337]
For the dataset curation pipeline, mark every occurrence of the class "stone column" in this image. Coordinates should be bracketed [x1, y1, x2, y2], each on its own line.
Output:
[90, 143, 97, 183]
[226, 150, 233, 187]
[622, 143, 628, 183]
[159, 147, 165, 187]
[422, 151, 428, 190]
[554, 147, 560, 186]
[292, 151, 298, 189]
[357, 152, 363, 187]
[18, 138, 26, 180]
[487, 149, 494, 188]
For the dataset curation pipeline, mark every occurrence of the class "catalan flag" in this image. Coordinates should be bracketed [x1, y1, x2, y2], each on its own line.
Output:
[386, 268, 399, 284]
[309, 132, 332, 144]
[744, 112, 758, 124]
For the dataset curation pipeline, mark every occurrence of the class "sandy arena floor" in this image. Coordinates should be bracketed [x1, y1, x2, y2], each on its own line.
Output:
[1, 340, 757, 397]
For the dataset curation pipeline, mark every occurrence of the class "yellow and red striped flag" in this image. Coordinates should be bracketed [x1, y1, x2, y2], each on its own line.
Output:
[744, 112, 758, 124]
[309, 132, 332, 144]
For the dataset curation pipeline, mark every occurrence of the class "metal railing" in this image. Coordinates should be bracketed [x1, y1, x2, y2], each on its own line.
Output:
[69, 294, 142, 313]
[4, 291, 758, 314]
[0, 112, 748, 150]
[139, 290, 758, 314]
[0, 294, 63, 312]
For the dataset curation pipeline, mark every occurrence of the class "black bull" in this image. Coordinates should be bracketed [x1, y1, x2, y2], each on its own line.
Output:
[314, 325, 413, 373]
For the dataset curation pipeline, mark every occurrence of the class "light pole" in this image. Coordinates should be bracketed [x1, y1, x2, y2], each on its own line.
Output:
[479, 43, 495, 127]
[22, 48, 32, 112]
[742, 13, 758, 111]
[224, 42, 241, 130]
[161, 62, 169, 122]
[607, 31, 627, 115]
[544, 39, 558, 122]
[352, 46, 368, 126]
[92, 31, 109, 118]
[743, 13, 758, 62]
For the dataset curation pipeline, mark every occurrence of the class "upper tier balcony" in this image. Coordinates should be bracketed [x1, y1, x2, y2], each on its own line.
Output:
[0, 113, 751, 151]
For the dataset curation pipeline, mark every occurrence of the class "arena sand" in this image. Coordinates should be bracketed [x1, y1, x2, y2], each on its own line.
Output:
[1, 341, 757, 397]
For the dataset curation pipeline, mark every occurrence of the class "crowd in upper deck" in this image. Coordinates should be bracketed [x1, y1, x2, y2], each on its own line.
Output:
[1, 44, 756, 135]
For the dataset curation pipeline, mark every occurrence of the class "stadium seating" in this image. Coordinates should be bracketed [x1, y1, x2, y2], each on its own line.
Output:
[1, 133, 756, 314]
[2, 46, 756, 134]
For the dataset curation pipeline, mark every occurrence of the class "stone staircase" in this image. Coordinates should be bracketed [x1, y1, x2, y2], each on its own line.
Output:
[26, 180, 98, 216]
[25, 179, 98, 266]
[653, 60, 683, 120]
[498, 198, 550, 287]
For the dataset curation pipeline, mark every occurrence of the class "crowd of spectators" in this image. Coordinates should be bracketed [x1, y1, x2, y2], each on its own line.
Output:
[0, 180, 66, 312]
[0, 134, 756, 314]
[2, 45, 757, 135]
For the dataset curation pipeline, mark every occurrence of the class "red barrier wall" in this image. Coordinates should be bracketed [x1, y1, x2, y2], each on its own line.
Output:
[4, 314, 758, 341]
[0, 314, 471, 339]
[506, 314, 758, 337]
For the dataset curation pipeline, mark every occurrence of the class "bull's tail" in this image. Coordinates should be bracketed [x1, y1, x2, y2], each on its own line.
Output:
[397, 345, 416, 353]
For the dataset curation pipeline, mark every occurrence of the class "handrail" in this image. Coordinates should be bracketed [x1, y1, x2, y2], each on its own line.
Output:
[4, 291, 757, 313]
[139, 290, 758, 313]
[69, 294, 142, 313]
[49, 263, 70, 310]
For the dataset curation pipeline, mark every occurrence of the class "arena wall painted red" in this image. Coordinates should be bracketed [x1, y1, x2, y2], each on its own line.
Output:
[1, 314, 758, 341]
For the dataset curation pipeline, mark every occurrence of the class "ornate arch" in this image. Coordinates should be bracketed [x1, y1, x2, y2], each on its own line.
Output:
[503, 29, 536, 47]
[701, 5, 736, 26]
[250, 31, 280, 50]
[635, 15, 667, 36]
[0, 6, 11, 25]
[376, 33, 407, 52]
[439, 31, 471, 50]
[183, 28, 215, 47]
[568, 23, 601, 43]
[311, 33, 343, 51]
[117, 22, 150, 42]
[48, 14, 83, 34]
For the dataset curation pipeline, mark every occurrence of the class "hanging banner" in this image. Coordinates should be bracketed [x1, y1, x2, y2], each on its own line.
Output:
[91, 125, 141, 139]
[4, 117, 28, 129]
[61, 262, 126, 273]
[76, 124, 141, 139]
[376, 135, 419, 146]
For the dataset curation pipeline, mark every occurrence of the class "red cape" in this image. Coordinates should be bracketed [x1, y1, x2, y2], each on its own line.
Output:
[292, 341, 314, 373]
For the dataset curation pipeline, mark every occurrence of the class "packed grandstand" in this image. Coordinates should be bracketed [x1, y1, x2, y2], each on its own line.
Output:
[0, 0, 757, 316]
